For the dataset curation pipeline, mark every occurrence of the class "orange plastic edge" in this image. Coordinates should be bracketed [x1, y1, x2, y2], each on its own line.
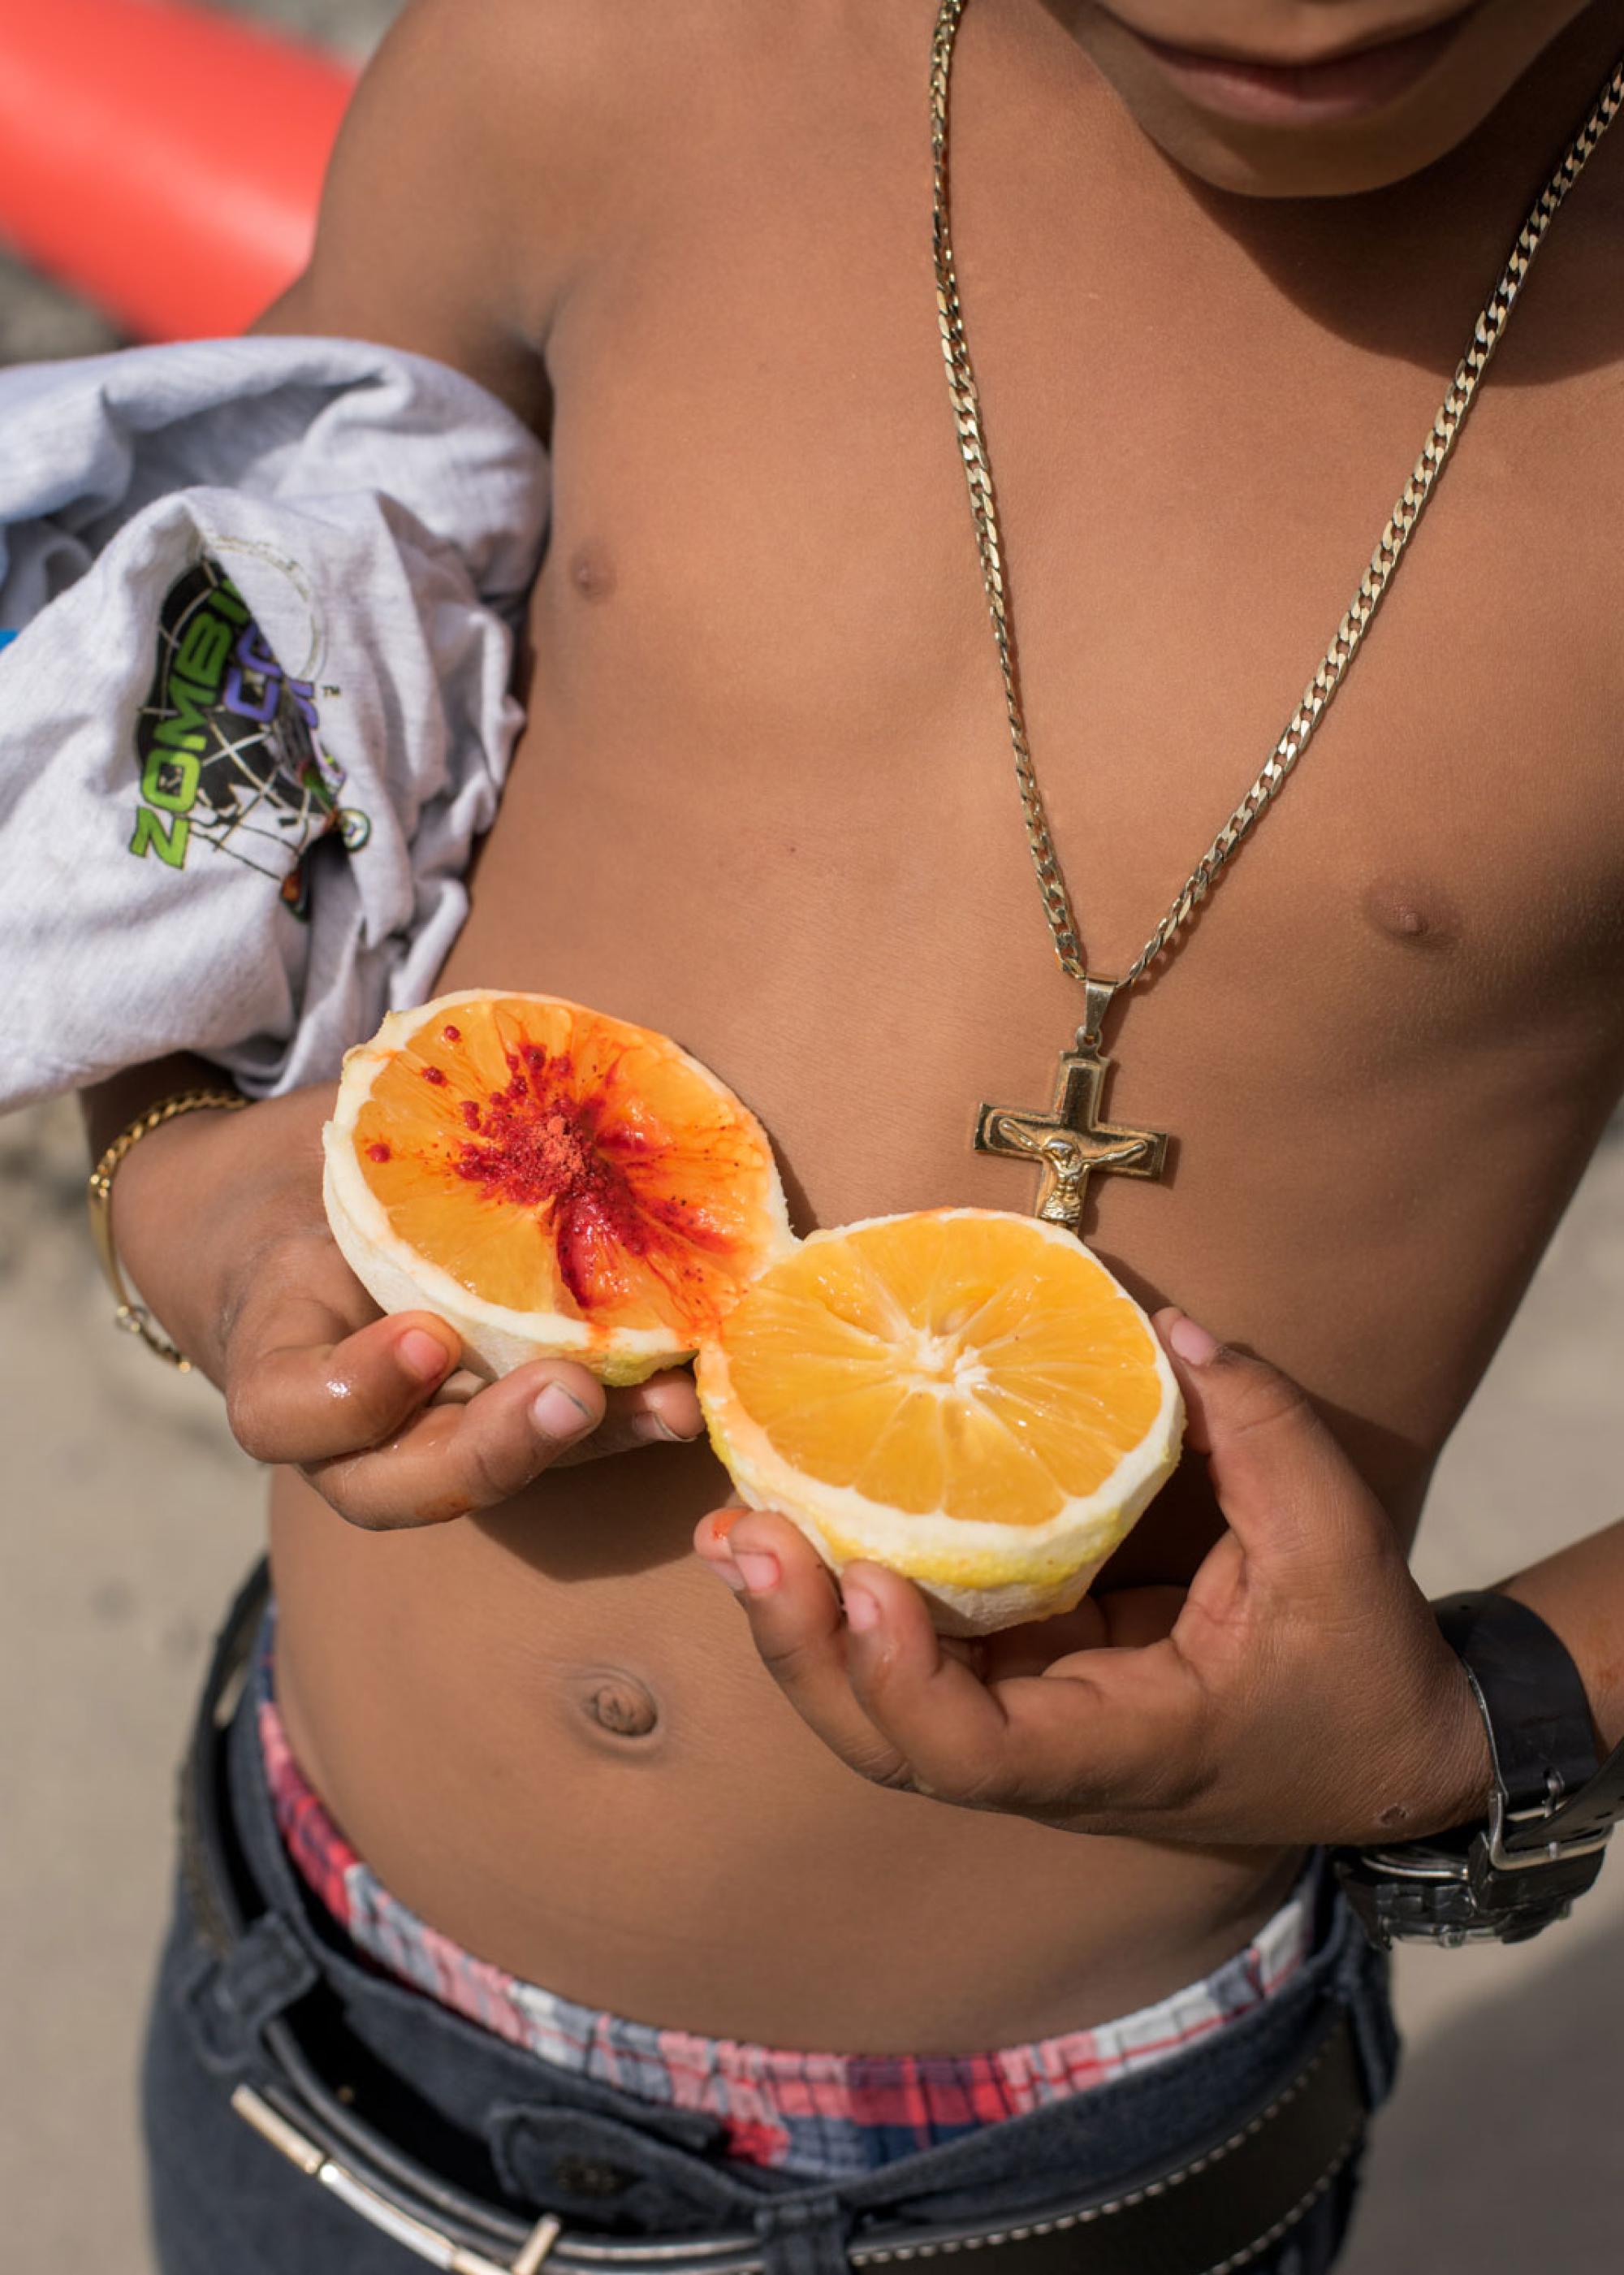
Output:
[0, 0, 358, 340]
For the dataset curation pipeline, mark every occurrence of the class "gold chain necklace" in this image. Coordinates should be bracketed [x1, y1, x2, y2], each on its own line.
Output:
[932, 0, 1624, 1234]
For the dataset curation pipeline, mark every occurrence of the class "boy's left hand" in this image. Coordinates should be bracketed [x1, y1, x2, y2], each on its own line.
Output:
[696, 1313, 1492, 1849]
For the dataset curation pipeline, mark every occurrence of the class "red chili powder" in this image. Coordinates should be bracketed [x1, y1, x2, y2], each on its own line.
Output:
[451, 1035, 667, 1310]
[438, 1028, 741, 1317]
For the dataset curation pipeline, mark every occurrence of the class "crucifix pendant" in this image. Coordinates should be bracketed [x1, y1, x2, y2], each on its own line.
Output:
[974, 979, 1168, 1236]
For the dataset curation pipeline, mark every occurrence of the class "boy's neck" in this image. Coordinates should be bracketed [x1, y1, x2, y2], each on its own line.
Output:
[1078, 4, 1624, 371]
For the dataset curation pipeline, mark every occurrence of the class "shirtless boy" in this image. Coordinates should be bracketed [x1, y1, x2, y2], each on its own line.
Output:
[87, 2, 1624, 2270]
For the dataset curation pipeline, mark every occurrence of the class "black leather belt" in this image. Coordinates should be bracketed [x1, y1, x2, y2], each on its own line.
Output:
[182, 1564, 1371, 2275]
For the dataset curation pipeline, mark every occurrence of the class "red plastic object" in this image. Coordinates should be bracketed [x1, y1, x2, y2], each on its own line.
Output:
[0, 0, 358, 340]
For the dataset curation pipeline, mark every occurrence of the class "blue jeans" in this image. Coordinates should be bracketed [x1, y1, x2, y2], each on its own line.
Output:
[142, 1624, 1398, 2275]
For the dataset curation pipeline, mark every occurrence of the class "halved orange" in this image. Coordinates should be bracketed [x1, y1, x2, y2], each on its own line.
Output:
[697, 1209, 1181, 1633]
[323, 991, 796, 1384]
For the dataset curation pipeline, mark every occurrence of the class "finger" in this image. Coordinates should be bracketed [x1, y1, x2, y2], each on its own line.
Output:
[1155, 1310, 1392, 1572]
[840, 1562, 1206, 1818]
[554, 1370, 705, 1464]
[693, 1512, 918, 1790]
[308, 1360, 606, 1528]
[971, 1589, 1181, 1686]
[227, 1299, 463, 1464]
[836, 1562, 1026, 1803]
[975, 1596, 1110, 1683]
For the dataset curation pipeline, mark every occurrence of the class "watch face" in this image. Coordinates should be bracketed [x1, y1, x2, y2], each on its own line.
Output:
[1332, 1842, 1599, 1949]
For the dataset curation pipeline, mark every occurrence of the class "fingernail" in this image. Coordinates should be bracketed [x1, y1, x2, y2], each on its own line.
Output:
[633, 1412, 700, 1445]
[400, 1329, 451, 1384]
[1168, 1313, 1220, 1367]
[704, 1556, 748, 1594]
[733, 1551, 780, 1595]
[844, 1583, 879, 1633]
[532, 1382, 594, 1439]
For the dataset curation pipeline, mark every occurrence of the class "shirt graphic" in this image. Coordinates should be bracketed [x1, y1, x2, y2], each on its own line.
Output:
[130, 556, 369, 911]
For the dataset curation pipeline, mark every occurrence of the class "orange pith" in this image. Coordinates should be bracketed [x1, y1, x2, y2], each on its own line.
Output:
[716, 1213, 1164, 1527]
[352, 998, 777, 1341]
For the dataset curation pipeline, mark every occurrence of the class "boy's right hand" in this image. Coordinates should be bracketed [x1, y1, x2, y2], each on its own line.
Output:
[107, 1080, 703, 1529]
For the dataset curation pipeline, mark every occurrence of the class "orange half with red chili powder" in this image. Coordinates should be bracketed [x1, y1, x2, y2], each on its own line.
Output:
[322, 992, 797, 1384]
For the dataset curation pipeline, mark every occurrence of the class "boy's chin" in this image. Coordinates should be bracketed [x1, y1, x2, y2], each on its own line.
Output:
[1116, 104, 1525, 200]
[1074, 0, 1602, 201]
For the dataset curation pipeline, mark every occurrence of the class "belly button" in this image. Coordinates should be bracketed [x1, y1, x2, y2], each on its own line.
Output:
[577, 1671, 660, 1741]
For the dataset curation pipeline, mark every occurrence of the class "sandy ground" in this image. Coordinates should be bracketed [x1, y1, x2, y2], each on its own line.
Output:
[2, 1, 1621, 2264]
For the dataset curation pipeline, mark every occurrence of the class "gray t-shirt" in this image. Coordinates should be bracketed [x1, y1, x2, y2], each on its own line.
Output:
[0, 335, 549, 1107]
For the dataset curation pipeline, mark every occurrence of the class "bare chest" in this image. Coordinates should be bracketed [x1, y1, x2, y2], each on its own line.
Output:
[449, 55, 1624, 1480]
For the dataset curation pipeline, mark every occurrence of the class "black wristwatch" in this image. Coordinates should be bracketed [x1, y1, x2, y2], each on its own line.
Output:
[1334, 1591, 1624, 1948]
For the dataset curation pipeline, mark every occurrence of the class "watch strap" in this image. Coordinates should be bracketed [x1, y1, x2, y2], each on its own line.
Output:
[1538, 1738, 1624, 1848]
[1336, 1590, 1622, 1947]
[1432, 1591, 1599, 1840]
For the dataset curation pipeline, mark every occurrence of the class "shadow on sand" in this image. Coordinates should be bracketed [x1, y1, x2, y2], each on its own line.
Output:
[1341, 1923, 1624, 2273]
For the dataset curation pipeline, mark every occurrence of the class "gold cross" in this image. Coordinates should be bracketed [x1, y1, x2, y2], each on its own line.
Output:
[974, 1001, 1167, 1237]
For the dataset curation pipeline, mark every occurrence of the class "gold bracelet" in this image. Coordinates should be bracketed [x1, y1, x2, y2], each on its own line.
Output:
[86, 1089, 248, 1371]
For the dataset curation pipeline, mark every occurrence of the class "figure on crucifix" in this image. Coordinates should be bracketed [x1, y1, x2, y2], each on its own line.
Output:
[974, 1032, 1168, 1236]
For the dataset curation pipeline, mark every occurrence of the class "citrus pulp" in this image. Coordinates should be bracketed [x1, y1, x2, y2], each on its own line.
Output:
[323, 991, 797, 1385]
[697, 1209, 1181, 1633]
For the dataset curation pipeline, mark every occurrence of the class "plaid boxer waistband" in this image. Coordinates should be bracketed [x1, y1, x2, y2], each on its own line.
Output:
[257, 1618, 1314, 2182]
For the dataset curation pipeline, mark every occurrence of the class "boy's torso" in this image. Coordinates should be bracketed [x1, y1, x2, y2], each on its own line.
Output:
[270, 0, 1624, 2052]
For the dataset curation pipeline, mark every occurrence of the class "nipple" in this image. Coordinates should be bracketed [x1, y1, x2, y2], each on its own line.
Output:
[568, 542, 617, 603]
[1361, 876, 1462, 953]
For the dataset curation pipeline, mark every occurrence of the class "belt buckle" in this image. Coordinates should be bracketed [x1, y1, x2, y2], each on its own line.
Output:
[231, 2085, 563, 2275]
